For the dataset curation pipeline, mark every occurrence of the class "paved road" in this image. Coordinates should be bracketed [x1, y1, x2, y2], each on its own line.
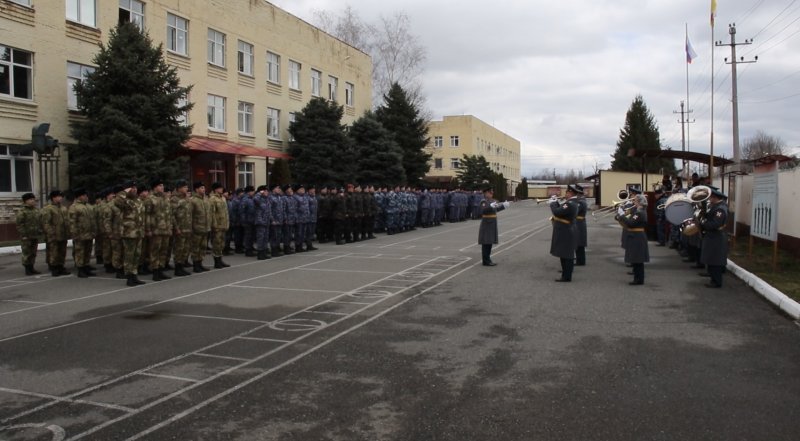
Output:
[1, 201, 798, 441]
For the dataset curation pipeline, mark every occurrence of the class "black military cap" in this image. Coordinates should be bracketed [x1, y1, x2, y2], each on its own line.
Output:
[255, 185, 266, 192]
[49, 190, 63, 199]
[235, 188, 244, 195]
[628, 186, 642, 195]
[121, 180, 137, 189]
[164, 186, 174, 193]
[138, 183, 150, 192]
[271, 183, 282, 191]
[293, 183, 305, 192]
[574, 184, 585, 194]
[113, 185, 124, 194]
[73, 188, 88, 198]
[711, 187, 727, 199]
[211, 182, 223, 191]
[282, 184, 293, 192]
[150, 178, 164, 188]
[175, 179, 189, 189]
[22, 192, 36, 202]
[482, 185, 494, 193]
[193, 181, 205, 190]
[244, 185, 255, 193]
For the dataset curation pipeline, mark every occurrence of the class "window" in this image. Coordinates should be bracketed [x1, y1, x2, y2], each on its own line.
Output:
[450, 158, 460, 169]
[10, 0, 32, 6]
[119, 0, 144, 30]
[167, 13, 189, 55]
[289, 60, 301, 90]
[267, 107, 280, 139]
[238, 162, 254, 188]
[176, 94, 189, 126]
[345, 82, 354, 107]
[66, 62, 94, 110]
[328, 75, 337, 101]
[433, 136, 443, 148]
[238, 101, 254, 135]
[209, 160, 225, 185]
[434, 158, 443, 169]
[67, 0, 96, 27]
[237, 41, 254, 76]
[207, 29, 226, 67]
[310, 69, 321, 97]
[207, 94, 226, 131]
[0, 145, 33, 194]
[267, 52, 280, 84]
[288, 112, 296, 141]
[0, 46, 32, 100]
[450, 136, 459, 147]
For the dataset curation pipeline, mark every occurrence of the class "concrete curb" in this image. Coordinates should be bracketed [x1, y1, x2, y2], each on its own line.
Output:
[0, 241, 71, 257]
[727, 259, 800, 320]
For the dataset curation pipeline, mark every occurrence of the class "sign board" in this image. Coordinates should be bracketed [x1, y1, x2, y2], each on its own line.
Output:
[751, 169, 778, 241]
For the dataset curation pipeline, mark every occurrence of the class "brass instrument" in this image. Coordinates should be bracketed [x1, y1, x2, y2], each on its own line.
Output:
[592, 189, 632, 219]
[679, 185, 712, 236]
[536, 196, 565, 205]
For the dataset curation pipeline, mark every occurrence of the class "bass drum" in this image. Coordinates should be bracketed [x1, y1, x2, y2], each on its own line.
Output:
[665, 193, 694, 225]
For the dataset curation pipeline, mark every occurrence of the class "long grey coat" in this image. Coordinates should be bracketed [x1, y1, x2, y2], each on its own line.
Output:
[576, 197, 588, 248]
[478, 198, 504, 244]
[550, 199, 578, 259]
[700, 202, 728, 266]
[619, 207, 650, 264]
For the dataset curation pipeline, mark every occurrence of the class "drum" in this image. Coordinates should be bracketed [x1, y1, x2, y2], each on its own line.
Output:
[664, 193, 694, 225]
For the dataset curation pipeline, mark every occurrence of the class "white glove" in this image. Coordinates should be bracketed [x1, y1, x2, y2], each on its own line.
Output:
[490, 202, 498, 208]
[502, 201, 510, 209]
[549, 195, 558, 202]
[617, 207, 625, 216]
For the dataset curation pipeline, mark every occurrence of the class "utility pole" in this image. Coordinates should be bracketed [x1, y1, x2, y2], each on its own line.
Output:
[674, 100, 695, 179]
[716, 23, 757, 169]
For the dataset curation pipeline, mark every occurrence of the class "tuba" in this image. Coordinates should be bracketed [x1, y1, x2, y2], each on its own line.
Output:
[680, 185, 712, 236]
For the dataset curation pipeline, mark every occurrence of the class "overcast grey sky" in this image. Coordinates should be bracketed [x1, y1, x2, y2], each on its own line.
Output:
[273, 0, 800, 177]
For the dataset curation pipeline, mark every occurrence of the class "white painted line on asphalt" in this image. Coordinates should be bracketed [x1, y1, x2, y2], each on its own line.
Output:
[137, 372, 200, 384]
[369, 285, 408, 289]
[193, 353, 252, 362]
[63, 256, 468, 440]
[235, 336, 290, 343]
[0, 387, 135, 414]
[230, 286, 348, 294]
[329, 300, 372, 305]
[0, 254, 352, 342]
[130, 311, 271, 325]
[299, 268, 396, 274]
[0, 299, 53, 305]
[305, 310, 349, 316]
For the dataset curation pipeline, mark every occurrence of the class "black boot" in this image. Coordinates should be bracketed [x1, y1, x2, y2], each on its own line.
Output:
[24, 264, 40, 275]
[77, 267, 89, 278]
[284, 246, 295, 255]
[58, 266, 71, 276]
[152, 269, 163, 281]
[116, 268, 126, 279]
[306, 241, 318, 251]
[82, 266, 96, 277]
[52, 268, 61, 277]
[174, 263, 191, 277]
[193, 260, 209, 273]
[295, 244, 306, 252]
[104, 263, 115, 273]
[213, 257, 227, 269]
[139, 264, 152, 275]
[257, 250, 268, 260]
[159, 268, 172, 280]
[245, 249, 256, 257]
[95, 256, 104, 265]
[127, 274, 145, 286]
[163, 262, 174, 270]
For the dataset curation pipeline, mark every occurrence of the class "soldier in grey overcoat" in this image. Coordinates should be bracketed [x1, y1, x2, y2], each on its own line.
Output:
[700, 188, 728, 288]
[574, 184, 588, 266]
[477, 187, 508, 266]
[550, 186, 579, 282]
[617, 194, 650, 285]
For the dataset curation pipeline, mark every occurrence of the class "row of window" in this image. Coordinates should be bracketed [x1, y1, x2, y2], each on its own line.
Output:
[207, 95, 294, 141]
[430, 157, 518, 175]
[203, 160, 256, 190]
[431, 135, 516, 156]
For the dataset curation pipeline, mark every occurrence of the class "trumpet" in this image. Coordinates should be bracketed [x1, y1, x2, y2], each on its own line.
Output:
[536, 196, 564, 204]
[591, 189, 633, 217]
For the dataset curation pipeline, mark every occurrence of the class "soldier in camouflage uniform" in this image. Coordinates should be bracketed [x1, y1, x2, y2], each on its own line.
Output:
[136, 184, 153, 276]
[240, 186, 256, 256]
[373, 186, 386, 233]
[114, 181, 146, 286]
[189, 182, 211, 273]
[102, 186, 124, 277]
[146, 179, 173, 281]
[283, 185, 297, 253]
[253, 185, 271, 260]
[385, 186, 400, 235]
[41, 190, 71, 277]
[306, 186, 319, 249]
[209, 182, 231, 268]
[332, 187, 347, 244]
[69, 188, 96, 278]
[93, 191, 104, 265]
[170, 180, 192, 277]
[292, 185, 308, 251]
[16, 192, 42, 275]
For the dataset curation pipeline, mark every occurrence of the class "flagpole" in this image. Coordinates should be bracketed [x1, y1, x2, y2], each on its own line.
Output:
[710, 0, 716, 181]
[685, 23, 690, 179]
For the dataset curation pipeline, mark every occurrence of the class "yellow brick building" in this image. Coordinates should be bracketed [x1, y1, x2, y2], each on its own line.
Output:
[425, 115, 521, 192]
[0, 0, 371, 240]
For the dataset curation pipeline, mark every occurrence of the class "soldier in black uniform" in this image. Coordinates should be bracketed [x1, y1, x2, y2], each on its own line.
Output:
[550, 185, 579, 282]
[477, 186, 509, 266]
[700, 188, 728, 288]
[574, 184, 588, 266]
[617, 194, 650, 285]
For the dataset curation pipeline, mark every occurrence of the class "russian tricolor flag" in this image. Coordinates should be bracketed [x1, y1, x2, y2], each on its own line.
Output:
[686, 37, 698, 64]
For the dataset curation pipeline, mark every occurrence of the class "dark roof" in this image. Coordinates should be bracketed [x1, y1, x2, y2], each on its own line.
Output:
[627, 148, 734, 166]
[746, 154, 795, 166]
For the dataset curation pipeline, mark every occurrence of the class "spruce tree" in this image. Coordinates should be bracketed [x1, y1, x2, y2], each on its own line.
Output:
[288, 97, 351, 185]
[69, 22, 192, 191]
[611, 95, 676, 173]
[349, 112, 406, 186]
[269, 158, 292, 186]
[455, 154, 493, 190]
[375, 82, 431, 185]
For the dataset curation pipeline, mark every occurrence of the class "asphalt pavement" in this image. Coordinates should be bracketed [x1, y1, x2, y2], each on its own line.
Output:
[1, 200, 798, 441]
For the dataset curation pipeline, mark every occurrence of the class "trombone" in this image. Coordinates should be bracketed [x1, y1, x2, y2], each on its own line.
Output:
[591, 189, 631, 218]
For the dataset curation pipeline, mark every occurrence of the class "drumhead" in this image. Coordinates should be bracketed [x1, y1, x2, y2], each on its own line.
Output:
[665, 194, 694, 225]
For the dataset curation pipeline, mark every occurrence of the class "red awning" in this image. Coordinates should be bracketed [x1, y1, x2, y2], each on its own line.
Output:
[184, 137, 290, 159]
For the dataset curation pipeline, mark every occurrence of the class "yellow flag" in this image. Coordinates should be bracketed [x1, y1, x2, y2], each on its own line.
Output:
[711, 0, 718, 27]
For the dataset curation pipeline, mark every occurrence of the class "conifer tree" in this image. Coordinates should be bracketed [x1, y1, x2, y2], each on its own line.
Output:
[69, 22, 192, 191]
[269, 158, 292, 186]
[455, 154, 493, 190]
[611, 95, 676, 173]
[375, 82, 431, 185]
[288, 97, 351, 185]
[349, 112, 405, 186]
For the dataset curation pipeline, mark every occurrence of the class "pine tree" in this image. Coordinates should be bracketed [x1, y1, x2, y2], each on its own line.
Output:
[611, 95, 676, 173]
[375, 82, 431, 185]
[288, 97, 351, 186]
[69, 22, 192, 191]
[349, 112, 406, 186]
[455, 154, 493, 190]
[269, 158, 292, 186]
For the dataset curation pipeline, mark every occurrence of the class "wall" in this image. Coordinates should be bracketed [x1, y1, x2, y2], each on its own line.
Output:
[598, 171, 663, 206]
[733, 166, 800, 245]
